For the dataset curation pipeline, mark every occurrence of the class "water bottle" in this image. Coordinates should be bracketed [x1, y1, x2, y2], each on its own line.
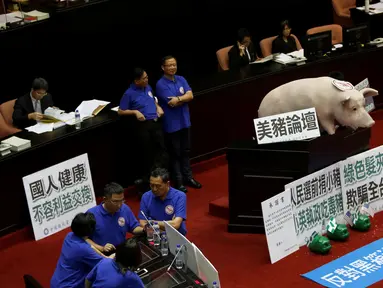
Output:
[75, 110, 81, 130]
[175, 244, 184, 269]
[153, 222, 160, 247]
[146, 221, 154, 242]
[160, 232, 169, 256]
[212, 281, 219, 288]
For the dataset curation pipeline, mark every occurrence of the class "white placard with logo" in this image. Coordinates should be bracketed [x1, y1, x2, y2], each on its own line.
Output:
[261, 189, 299, 264]
[254, 108, 320, 145]
[284, 162, 344, 247]
[354, 78, 375, 113]
[22, 153, 96, 241]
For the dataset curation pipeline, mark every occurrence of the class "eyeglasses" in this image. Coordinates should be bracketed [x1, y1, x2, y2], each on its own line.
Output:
[109, 199, 125, 205]
[35, 91, 47, 96]
[164, 64, 177, 68]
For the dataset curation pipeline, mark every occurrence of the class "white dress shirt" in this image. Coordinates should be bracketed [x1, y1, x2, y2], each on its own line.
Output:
[30, 93, 42, 114]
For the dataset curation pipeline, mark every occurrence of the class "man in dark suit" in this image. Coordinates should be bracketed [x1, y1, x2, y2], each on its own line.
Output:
[228, 28, 258, 70]
[12, 78, 54, 129]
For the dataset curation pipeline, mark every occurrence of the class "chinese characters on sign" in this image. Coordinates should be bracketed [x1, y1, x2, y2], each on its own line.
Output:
[303, 238, 383, 288]
[261, 189, 299, 264]
[23, 154, 96, 241]
[354, 78, 375, 113]
[285, 162, 344, 247]
[254, 108, 320, 144]
[341, 146, 383, 215]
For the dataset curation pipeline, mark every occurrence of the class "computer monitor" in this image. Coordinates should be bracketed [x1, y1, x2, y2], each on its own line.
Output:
[304, 30, 332, 59]
[343, 24, 371, 50]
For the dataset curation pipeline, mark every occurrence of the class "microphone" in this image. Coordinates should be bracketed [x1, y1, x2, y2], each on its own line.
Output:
[140, 210, 160, 238]
[167, 244, 186, 271]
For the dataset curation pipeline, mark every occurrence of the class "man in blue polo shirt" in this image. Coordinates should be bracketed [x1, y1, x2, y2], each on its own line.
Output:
[119, 67, 167, 193]
[139, 167, 187, 235]
[86, 182, 144, 255]
[156, 56, 202, 193]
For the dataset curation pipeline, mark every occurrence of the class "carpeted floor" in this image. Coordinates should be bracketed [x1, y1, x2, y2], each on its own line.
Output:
[1, 110, 383, 288]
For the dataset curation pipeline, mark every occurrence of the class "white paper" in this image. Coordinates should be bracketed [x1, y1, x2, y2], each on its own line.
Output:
[250, 55, 273, 64]
[22, 153, 96, 240]
[254, 108, 321, 144]
[26, 123, 54, 134]
[111, 106, 119, 112]
[261, 189, 299, 264]
[75, 99, 110, 119]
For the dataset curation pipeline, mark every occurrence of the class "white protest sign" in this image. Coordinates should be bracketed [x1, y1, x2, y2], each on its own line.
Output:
[23, 153, 96, 241]
[285, 162, 344, 247]
[261, 189, 299, 264]
[254, 108, 320, 145]
[355, 78, 375, 113]
[340, 145, 383, 215]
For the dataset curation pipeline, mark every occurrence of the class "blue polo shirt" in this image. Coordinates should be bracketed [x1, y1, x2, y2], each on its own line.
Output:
[51, 232, 103, 288]
[155, 75, 192, 133]
[86, 258, 144, 288]
[119, 83, 157, 120]
[87, 203, 140, 247]
[139, 187, 187, 235]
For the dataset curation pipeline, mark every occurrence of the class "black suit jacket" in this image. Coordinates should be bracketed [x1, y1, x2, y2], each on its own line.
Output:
[228, 42, 256, 70]
[272, 35, 298, 54]
[12, 93, 54, 129]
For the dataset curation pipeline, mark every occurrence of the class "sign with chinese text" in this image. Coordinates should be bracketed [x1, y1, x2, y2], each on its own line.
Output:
[22, 154, 96, 241]
[285, 162, 344, 247]
[302, 238, 383, 288]
[261, 189, 299, 264]
[340, 145, 383, 216]
[254, 108, 320, 145]
[354, 78, 375, 113]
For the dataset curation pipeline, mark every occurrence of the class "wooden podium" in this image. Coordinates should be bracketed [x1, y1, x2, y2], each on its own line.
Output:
[227, 127, 371, 233]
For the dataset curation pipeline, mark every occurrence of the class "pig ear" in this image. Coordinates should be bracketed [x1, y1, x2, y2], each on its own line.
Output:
[360, 88, 379, 98]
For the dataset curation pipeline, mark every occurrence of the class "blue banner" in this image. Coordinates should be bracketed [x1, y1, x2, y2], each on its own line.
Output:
[302, 238, 383, 288]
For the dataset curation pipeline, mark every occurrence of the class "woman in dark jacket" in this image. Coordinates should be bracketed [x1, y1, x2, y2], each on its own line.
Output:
[272, 20, 299, 54]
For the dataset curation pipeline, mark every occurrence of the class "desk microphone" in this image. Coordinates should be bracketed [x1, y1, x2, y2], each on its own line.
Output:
[167, 244, 186, 272]
[140, 210, 160, 238]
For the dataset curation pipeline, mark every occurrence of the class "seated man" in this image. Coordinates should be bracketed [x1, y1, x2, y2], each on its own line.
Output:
[228, 28, 259, 70]
[86, 182, 144, 255]
[51, 212, 112, 288]
[118, 67, 167, 194]
[12, 77, 54, 129]
[139, 167, 187, 235]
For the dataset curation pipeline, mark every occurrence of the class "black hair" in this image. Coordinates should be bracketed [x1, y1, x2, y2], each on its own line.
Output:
[32, 78, 48, 91]
[150, 167, 170, 183]
[71, 212, 96, 237]
[115, 238, 142, 273]
[162, 55, 176, 66]
[279, 20, 291, 36]
[237, 28, 251, 43]
[133, 67, 145, 81]
[328, 71, 345, 81]
[104, 182, 124, 198]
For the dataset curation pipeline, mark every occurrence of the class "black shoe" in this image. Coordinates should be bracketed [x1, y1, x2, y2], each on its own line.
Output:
[185, 178, 202, 189]
[176, 185, 188, 193]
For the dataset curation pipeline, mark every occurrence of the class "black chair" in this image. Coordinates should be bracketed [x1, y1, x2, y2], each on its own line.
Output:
[23, 275, 44, 288]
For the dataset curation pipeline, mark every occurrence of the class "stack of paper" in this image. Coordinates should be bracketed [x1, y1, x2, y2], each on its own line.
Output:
[26, 123, 54, 134]
[75, 99, 110, 120]
[273, 49, 307, 65]
[1, 136, 31, 152]
[0, 143, 11, 156]
[23, 10, 50, 21]
[250, 54, 273, 64]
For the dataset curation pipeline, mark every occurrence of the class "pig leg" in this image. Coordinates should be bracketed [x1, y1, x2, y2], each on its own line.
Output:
[319, 118, 336, 135]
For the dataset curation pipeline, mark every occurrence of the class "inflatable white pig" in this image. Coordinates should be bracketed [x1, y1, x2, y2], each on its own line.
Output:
[258, 76, 378, 135]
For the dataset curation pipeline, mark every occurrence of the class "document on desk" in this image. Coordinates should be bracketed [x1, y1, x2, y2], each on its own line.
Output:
[76, 99, 110, 120]
[273, 49, 307, 65]
[250, 55, 273, 64]
[26, 123, 54, 134]
[357, 2, 383, 14]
